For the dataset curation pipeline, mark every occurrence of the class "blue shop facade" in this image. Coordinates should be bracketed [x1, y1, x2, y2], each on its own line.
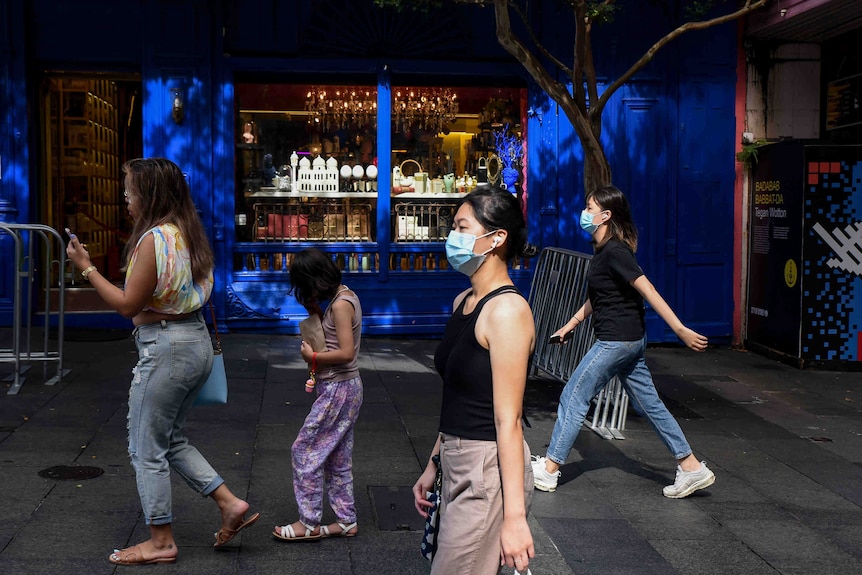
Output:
[0, 0, 738, 341]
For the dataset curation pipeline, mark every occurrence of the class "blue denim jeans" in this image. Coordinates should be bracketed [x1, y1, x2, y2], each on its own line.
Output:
[546, 336, 692, 464]
[129, 312, 223, 525]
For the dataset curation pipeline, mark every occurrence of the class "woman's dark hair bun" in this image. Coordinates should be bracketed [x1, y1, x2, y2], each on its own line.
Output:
[520, 242, 539, 259]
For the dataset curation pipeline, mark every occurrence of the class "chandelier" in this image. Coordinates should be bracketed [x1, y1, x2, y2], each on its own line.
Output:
[392, 87, 459, 134]
[304, 86, 459, 134]
[305, 86, 378, 132]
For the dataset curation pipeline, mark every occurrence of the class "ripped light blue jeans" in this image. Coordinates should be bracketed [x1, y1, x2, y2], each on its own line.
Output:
[129, 312, 223, 525]
[546, 336, 692, 465]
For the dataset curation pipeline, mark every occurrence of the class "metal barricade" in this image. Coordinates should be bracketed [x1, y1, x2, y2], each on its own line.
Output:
[0, 223, 70, 394]
[527, 247, 628, 439]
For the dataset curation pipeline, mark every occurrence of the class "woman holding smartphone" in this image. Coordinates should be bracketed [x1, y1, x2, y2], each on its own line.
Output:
[66, 158, 258, 565]
[533, 184, 714, 499]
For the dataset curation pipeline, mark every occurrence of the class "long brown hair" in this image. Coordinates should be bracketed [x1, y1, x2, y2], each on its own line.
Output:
[288, 248, 343, 316]
[121, 158, 214, 282]
[588, 185, 638, 252]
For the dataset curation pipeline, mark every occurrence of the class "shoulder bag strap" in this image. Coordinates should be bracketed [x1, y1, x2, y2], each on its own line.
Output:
[208, 298, 222, 354]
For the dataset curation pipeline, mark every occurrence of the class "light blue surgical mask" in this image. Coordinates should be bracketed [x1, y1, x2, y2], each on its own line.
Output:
[445, 229, 498, 276]
[580, 209, 606, 235]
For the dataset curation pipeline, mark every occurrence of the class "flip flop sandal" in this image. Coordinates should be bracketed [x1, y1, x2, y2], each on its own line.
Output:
[109, 545, 177, 565]
[273, 521, 322, 542]
[213, 512, 261, 547]
[320, 521, 358, 538]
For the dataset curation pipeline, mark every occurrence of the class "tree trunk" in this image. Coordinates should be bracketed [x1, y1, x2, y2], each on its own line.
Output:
[555, 96, 611, 193]
[486, 0, 767, 195]
[583, 149, 611, 194]
[491, 0, 613, 195]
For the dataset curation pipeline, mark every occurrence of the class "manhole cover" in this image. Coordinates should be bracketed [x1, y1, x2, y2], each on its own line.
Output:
[38, 465, 104, 480]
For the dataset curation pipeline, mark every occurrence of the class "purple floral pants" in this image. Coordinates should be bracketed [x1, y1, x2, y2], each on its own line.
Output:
[292, 376, 363, 527]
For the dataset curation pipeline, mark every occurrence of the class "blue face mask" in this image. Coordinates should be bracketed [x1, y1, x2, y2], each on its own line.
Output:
[445, 230, 498, 276]
[580, 209, 606, 235]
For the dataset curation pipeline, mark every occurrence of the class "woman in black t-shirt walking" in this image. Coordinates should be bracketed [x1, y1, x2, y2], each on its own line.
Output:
[532, 185, 716, 499]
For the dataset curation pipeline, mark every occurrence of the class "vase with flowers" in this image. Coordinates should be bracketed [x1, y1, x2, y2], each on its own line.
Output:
[494, 124, 523, 194]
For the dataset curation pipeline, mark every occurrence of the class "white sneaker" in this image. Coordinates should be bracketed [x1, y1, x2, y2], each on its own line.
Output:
[662, 461, 715, 498]
[531, 456, 561, 492]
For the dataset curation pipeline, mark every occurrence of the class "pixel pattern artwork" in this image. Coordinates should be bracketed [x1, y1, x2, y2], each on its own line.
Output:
[804, 159, 862, 361]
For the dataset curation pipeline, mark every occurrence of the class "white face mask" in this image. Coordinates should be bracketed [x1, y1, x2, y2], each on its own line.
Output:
[445, 230, 498, 276]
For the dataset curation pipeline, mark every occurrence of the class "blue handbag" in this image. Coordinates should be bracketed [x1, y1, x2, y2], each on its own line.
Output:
[194, 300, 228, 407]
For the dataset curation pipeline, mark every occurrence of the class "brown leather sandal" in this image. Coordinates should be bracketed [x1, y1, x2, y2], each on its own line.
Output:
[213, 512, 261, 547]
[109, 544, 177, 565]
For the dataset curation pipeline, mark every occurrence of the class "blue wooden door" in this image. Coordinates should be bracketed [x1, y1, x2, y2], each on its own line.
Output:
[674, 26, 736, 341]
[0, 0, 31, 325]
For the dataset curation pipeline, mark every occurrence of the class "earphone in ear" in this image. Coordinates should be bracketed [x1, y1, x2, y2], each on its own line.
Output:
[491, 237, 501, 247]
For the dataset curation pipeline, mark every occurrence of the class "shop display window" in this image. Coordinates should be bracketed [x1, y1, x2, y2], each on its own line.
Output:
[42, 75, 142, 286]
[233, 82, 526, 274]
[390, 87, 524, 251]
[235, 83, 379, 253]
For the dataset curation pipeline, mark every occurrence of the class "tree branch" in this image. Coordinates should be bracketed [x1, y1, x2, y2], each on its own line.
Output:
[492, 0, 606, 176]
[584, 23, 602, 133]
[594, 0, 767, 115]
[573, 1, 588, 115]
[508, 0, 573, 82]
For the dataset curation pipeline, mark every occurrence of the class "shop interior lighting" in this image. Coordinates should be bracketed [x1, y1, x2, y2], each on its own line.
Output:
[304, 86, 458, 134]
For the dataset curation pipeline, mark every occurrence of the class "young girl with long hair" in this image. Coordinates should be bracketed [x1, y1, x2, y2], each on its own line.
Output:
[274, 248, 363, 541]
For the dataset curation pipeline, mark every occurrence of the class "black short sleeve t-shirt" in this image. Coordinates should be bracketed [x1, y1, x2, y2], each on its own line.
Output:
[588, 240, 645, 341]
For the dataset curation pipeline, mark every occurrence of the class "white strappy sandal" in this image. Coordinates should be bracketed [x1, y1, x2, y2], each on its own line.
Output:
[320, 521, 358, 538]
[273, 521, 321, 541]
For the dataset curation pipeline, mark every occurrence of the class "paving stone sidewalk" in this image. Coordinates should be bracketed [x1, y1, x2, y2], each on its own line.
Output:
[1, 331, 861, 574]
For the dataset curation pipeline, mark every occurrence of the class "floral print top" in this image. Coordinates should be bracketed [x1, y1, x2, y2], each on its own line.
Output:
[126, 223, 213, 314]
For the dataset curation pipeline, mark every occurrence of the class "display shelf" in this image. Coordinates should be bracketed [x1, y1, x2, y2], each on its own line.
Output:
[392, 192, 467, 200]
[248, 191, 469, 201]
[49, 78, 122, 277]
[251, 200, 374, 243]
[252, 188, 378, 199]
[233, 242, 380, 274]
[391, 200, 457, 242]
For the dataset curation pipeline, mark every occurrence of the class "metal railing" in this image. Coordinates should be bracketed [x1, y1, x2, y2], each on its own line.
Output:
[252, 201, 373, 242]
[0, 223, 70, 394]
[527, 247, 628, 439]
[392, 202, 455, 242]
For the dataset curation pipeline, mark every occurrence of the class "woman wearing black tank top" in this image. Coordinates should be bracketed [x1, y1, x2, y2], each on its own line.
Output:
[413, 187, 538, 574]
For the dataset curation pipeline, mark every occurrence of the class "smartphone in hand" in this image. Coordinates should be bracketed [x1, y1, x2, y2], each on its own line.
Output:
[548, 330, 575, 345]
